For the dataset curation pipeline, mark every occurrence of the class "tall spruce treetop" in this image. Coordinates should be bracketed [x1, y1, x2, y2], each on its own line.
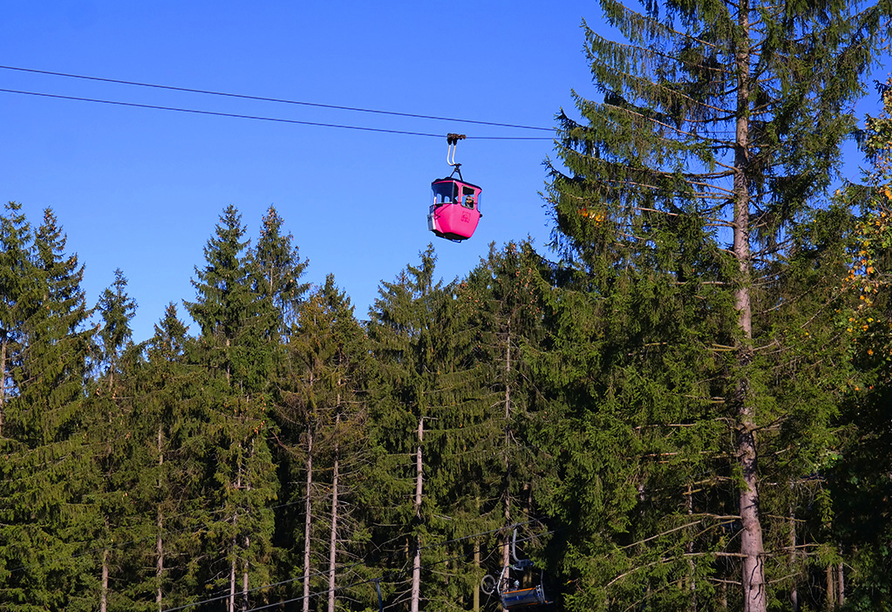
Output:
[548, 2, 890, 611]
[0, 207, 94, 611]
[552, 0, 890, 267]
[0, 202, 34, 436]
[20, 208, 92, 443]
[185, 205, 274, 391]
[186, 205, 252, 342]
[94, 268, 137, 389]
[250, 205, 309, 338]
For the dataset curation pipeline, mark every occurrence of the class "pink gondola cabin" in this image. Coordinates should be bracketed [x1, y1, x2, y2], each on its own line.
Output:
[428, 177, 482, 241]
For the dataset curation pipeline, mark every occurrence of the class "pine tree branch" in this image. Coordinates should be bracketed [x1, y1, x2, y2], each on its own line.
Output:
[707, 577, 742, 586]
[597, 1, 728, 51]
[618, 519, 704, 550]
[588, 24, 727, 69]
[589, 59, 732, 115]
[602, 102, 732, 146]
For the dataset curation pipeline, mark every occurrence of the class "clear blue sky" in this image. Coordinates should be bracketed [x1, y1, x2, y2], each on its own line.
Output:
[2, 1, 887, 342]
[2, 0, 598, 341]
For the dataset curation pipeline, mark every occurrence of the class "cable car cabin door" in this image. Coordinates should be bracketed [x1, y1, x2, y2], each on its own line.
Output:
[428, 178, 482, 241]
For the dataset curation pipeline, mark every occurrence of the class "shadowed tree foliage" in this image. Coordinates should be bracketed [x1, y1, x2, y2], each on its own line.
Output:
[831, 77, 892, 611]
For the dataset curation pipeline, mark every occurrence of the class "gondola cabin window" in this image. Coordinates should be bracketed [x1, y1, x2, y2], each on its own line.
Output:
[432, 181, 456, 205]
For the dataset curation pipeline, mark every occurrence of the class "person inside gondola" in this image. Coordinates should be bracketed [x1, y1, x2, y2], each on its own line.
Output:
[462, 185, 476, 208]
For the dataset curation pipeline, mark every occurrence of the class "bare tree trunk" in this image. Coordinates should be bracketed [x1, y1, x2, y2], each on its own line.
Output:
[411, 417, 423, 612]
[502, 491, 511, 572]
[242, 536, 250, 612]
[229, 481, 238, 612]
[686, 484, 696, 611]
[1, 337, 6, 438]
[473, 534, 481, 612]
[230, 451, 246, 612]
[823, 561, 845, 610]
[789, 501, 798, 612]
[503, 323, 512, 575]
[328, 413, 341, 612]
[734, 3, 766, 611]
[826, 563, 836, 609]
[242, 440, 253, 612]
[303, 428, 314, 612]
[101, 547, 109, 612]
[838, 561, 845, 608]
[229, 535, 237, 612]
[157, 426, 165, 611]
[156, 509, 164, 612]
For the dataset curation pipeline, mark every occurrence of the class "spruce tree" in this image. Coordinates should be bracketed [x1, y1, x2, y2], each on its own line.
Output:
[250, 205, 310, 340]
[186, 204, 276, 388]
[0, 207, 94, 610]
[546, 2, 890, 610]
[366, 249, 445, 612]
[367, 246, 488, 611]
[457, 241, 553, 609]
[128, 304, 207, 611]
[85, 268, 139, 612]
[275, 276, 373, 612]
[185, 205, 278, 612]
[94, 268, 138, 389]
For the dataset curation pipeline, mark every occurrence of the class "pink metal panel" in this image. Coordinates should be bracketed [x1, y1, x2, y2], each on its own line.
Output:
[429, 178, 482, 241]
[429, 202, 480, 240]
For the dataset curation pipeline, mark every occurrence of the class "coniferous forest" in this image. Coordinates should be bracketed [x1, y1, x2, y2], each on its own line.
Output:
[4, 1, 892, 611]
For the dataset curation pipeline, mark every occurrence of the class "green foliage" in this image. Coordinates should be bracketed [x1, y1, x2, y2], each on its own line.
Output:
[831, 76, 892, 611]
[366, 245, 513, 611]
[0, 205, 96, 611]
[185, 205, 279, 609]
[94, 268, 138, 386]
[251, 205, 310, 339]
[543, 0, 889, 610]
[456, 242, 554, 587]
[272, 275, 377, 609]
[186, 204, 277, 392]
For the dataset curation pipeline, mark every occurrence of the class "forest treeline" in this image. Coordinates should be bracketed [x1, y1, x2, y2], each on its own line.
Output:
[4, 1, 892, 611]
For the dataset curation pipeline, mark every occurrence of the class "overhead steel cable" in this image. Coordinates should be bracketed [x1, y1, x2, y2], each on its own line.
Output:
[0, 88, 441, 137]
[0, 64, 554, 134]
[0, 87, 553, 140]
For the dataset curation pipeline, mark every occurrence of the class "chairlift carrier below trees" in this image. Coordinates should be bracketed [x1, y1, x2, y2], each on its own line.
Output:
[481, 526, 551, 609]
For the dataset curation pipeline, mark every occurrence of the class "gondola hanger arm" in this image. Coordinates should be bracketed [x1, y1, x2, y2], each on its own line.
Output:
[446, 133, 466, 168]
